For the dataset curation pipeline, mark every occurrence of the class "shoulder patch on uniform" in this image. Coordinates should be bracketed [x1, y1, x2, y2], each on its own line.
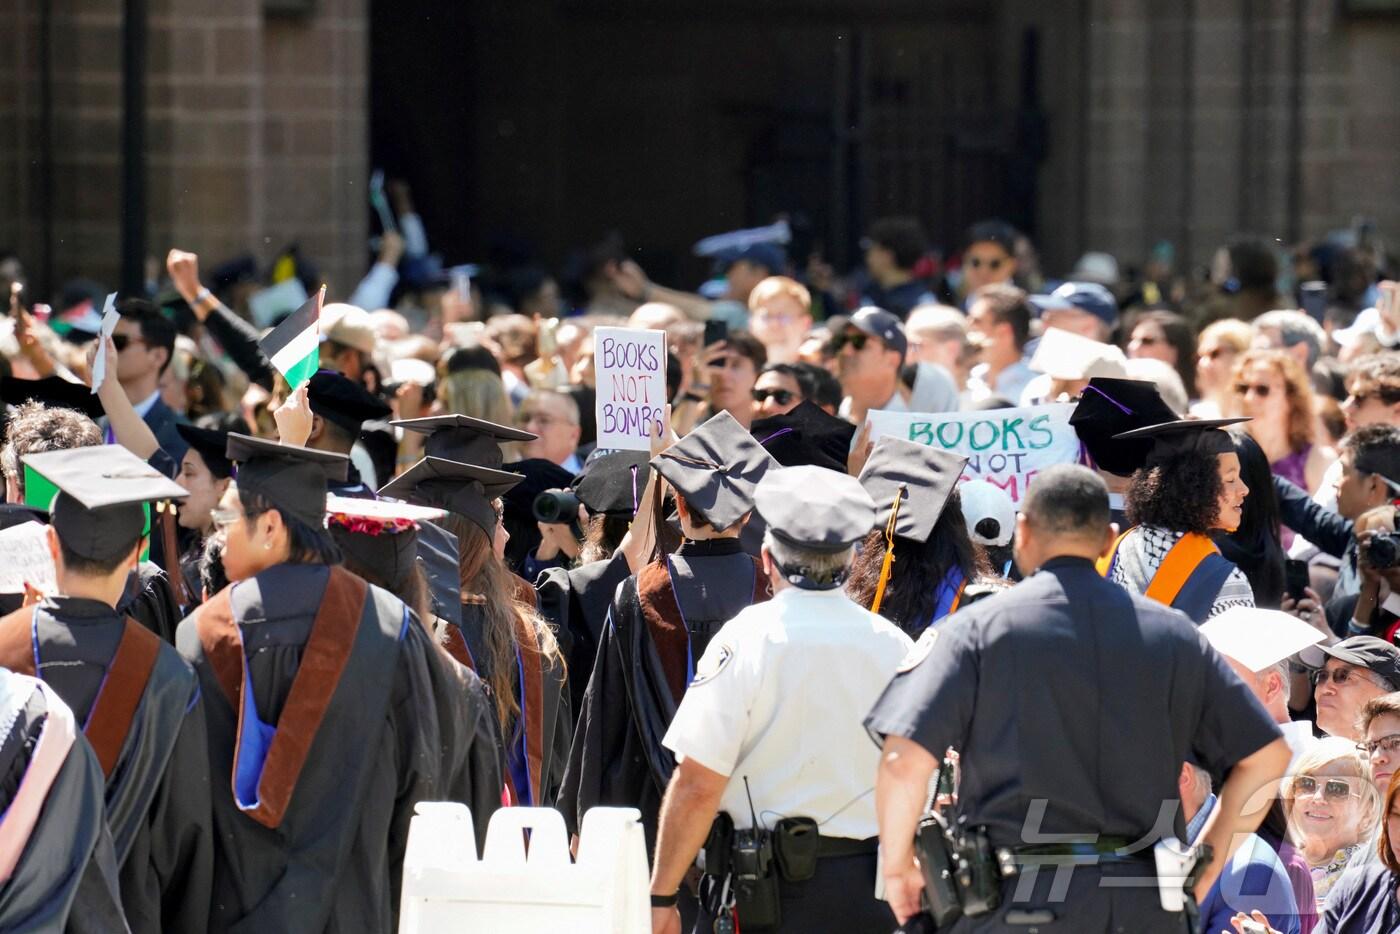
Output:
[689, 643, 734, 687]
[897, 628, 938, 673]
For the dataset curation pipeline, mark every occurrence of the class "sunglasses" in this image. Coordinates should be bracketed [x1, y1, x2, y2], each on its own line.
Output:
[1311, 666, 1378, 687]
[966, 257, 1004, 270]
[1290, 775, 1361, 801]
[828, 332, 870, 353]
[752, 388, 795, 405]
[1133, 335, 1162, 347]
[1234, 383, 1273, 398]
[110, 334, 145, 352]
[1359, 733, 1400, 757]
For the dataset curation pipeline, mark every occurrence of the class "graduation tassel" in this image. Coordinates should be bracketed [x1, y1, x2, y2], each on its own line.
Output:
[870, 488, 904, 615]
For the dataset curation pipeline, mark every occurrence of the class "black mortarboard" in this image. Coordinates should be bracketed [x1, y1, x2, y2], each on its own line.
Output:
[392, 414, 535, 469]
[175, 424, 233, 479]
[326, 495, 445, 595]
[22, 446, 187, 561]
[1070, 378, 1182, 477]
[574, 451, 651, 516]
[225, 433, 348, 530]
[751, 401, 855, 474]
[0, 376, 104, 420]
[651, 410, 777, 531]
[377, 456, 523, 536]
[754, 465, 876, 554]
[1112, 417, 1251, 469]
[858, 437, 969, 543]
[308, 370, 392, 434]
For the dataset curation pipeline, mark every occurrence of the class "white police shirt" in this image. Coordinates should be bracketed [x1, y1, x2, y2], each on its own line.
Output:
[662, 586, 912, 840]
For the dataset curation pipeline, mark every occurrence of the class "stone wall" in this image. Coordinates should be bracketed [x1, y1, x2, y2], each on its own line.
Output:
[0, 0, 367, 301]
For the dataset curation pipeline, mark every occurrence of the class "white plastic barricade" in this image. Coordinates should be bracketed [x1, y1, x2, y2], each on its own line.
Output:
[398, 804, 650, 933]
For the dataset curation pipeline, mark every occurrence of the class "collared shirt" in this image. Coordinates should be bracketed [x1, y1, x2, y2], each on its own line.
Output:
[962, 359, 1037, 408]
[134, 390, 162, 419]
[663, 586, 911, 839]
[865, 556, 1283, 847]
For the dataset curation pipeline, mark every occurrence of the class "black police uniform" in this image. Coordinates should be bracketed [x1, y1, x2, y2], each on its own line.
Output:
[866, 556, 1283, 932]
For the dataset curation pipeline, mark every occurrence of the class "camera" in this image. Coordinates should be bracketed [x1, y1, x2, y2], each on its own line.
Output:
[532, 489, 581, 524]
[1363, 531, 1400, 570]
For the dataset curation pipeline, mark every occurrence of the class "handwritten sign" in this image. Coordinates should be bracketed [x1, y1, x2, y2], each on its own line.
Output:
[594, 326, 667, 452]
[865, 403, 1083, 503]
[0, 522, 56, 594]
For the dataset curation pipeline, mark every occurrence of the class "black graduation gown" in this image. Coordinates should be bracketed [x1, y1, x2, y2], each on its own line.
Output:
[535, 551, 631, 720]
[122, 562, 183, 645]
[177, 563, 497, 934]
[558, 539, 770, 846]
[453, 599, 571, 808]
[0, 675, 128, 934]
[0, 597, 212, 934]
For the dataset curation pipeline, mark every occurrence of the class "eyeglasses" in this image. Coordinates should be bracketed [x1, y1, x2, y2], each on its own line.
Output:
[828, 332, 870, 353]
[966, 257, 1004, 270]
[1234, 383, 1273, 399]
[1311, 666, 1378, 687]
[1359, 733, 1400, 757]
[519, 412, 565, 429]
[1290, 775, 1361, 801]
[110, 334, 145, 352]
[752, 388, 795, 406]
[210, 507, 243, 530]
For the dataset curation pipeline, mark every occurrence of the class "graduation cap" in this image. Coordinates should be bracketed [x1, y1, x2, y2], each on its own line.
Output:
[175, 424, 233, 480]
[1112, 416, 1251, 469]
[651, 410, 777, 531]
[1200, 607, 1324, 673]
[225, 433, 348, 530]
[1069, 378, 1182, 477]
[857, 438, 969, 612]
[754, 465, 876, 557]
[22, 445, 187, 561]
[1026, 328, 1128, 381]
[574, 450, 652, 517]
[326, 495, 446, 595]
[0, 376, 105, 421]
[308, 370, 391, 434]
[392, 414, 535, 469]
[751, 401, 855, 473]
[377, 456, 523, 536]
[858, 438, 968, 544]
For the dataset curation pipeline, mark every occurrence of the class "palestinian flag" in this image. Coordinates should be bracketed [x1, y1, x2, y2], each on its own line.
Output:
[260, 286, 323, 389]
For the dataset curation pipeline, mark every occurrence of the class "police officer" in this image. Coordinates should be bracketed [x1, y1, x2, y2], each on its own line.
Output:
[649, 464, 911, 934]
[866, 464, 1292, 933]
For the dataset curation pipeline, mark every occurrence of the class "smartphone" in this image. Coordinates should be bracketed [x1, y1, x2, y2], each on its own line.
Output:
[1299, 281, 1327, 324]
[703, 319, 728, 346]
[1285, 559, 1310, 602]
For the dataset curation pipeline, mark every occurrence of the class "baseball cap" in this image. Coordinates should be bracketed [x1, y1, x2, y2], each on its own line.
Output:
[724, 242, 787, 276]
[319, 303, 377, 356]
[1299, 636, 1400, 688]
[847, 307, 908, 359]
[957, 479, 1016, 547]
[1029, 281, 1119, 327]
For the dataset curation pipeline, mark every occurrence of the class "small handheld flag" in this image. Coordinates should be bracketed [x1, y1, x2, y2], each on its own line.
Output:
[260, 285, 323, 390]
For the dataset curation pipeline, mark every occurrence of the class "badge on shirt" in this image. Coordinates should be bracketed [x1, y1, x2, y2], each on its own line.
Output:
[897, 628, 938, 673]
[689, 643, 734, 687]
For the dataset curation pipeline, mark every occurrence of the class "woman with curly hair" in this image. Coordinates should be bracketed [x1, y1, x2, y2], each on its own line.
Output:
[381, 414, 571, 809]
[847, 437, 990, 635]
[1099, 416, 1255, 622]
[1228, 348, 1336, 494]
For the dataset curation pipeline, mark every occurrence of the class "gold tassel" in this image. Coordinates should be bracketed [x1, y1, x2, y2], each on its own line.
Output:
[870, 488, 904, 614]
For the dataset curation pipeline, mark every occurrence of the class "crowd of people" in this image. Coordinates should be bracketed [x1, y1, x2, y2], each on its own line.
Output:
[0, 197, 1396, 933]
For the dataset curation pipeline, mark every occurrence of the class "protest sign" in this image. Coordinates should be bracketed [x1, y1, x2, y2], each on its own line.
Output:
[0, 522, 56, 594]
[594, 327, 666, 452]
[865, 403, 1082, 503]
